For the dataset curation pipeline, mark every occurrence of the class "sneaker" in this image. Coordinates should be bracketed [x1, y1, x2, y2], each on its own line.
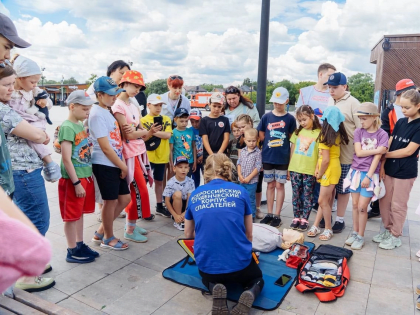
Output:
[42, 263, 52, 274]
[66, 248, 96, 264]
[124, 230, 148, 243]
[332, 199, 337, 212]
[290, 218, 300, 230]
[78, 242, 100, 258]
[298, 219, 309, 232]
[351, 236, 365, 250]
[118, 211, 126, 218]
[43, 162, 62, 182]
[143, 214, 155, 221]
[260, 214, 273, 225]
[156, 206, 171, 218]
[15, 276, 55, 293]
[256, 208, 264, 219]
[332, 221, 345, 233]
[312, 203, 319, 212]
[379, 234, 402, 250]
[372, 230, 390, 243]
[173, 221, 185, 231]
[270, 216, 282, 228]
[345, 231, 358, 246]
[367, 209, 380, 219]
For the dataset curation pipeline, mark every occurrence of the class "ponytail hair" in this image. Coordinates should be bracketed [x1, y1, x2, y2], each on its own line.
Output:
[203, 153, 235, 183]
[401, 88, 420, 112]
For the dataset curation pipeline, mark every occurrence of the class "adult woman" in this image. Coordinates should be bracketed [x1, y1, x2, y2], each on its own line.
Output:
[161, 75, 190, 121]
[224, 86, 260, 128]
[184, 154, 264, 315]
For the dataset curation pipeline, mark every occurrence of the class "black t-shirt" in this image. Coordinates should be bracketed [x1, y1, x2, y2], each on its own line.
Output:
[384, 117, 420, 179]
[199, 116, 231, 158]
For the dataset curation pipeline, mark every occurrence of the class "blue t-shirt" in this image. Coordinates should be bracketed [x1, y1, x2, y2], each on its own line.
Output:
[170, 128, 195, 164]
[185, 179, 252, 274]
[190, 127, 203, 158]
[257, 112, 296, 165]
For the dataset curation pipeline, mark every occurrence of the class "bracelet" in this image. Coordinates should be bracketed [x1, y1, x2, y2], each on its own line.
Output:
[73, 180, 81, 186]
[366, 175, 373, 182]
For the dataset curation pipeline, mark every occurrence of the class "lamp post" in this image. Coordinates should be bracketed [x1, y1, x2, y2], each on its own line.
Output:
[41, 67, 45, 86]
[60, 75, 64, 107]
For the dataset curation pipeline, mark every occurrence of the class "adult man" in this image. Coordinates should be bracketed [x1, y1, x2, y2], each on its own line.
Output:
[296, 63, 336, 211]
[325, 72, 361, 233]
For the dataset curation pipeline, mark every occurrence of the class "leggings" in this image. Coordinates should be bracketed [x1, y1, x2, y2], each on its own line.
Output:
[125, 156, 151, 220]
[290, 171, 316, 220]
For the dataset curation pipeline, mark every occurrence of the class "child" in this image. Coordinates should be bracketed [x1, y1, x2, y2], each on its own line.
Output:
[226, 121, 241, 183]
[258, 87, 296, 227]
[10, 55, 60, 182]
[189, 108, 203, 188]
[141, 94, 172, 218]
[89, 76, 131, 251]
[170, 108, 196, 176]
[58, 90, 98, 263]
[199, 92, 230, 163]
[163, 156, 195, 230]
[307, 106, 349, 241]
[288, 105, 322, 231]
[343, 103, 388, 250]
[113, 70, 159, 243]
[237, 128, 262, 219]
[377, 89, 420, 249]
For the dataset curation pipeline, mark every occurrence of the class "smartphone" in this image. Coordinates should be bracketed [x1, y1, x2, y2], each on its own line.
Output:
[153, 116, 163, 126]
[274, 274, 292, 287]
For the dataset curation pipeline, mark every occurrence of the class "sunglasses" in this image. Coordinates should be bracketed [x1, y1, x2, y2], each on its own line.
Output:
[0, 59, 12, 68]
[169, 75, 183, 80]
[225, 87, 240, 94]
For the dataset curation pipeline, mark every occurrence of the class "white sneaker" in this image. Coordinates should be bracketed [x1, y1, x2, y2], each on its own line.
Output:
[118, 211, 126, 218]
[173, 221, 185, 231]
[351, 236, 365, 250]
[332, 199, 337, 212]
[345, 231, 358, 246]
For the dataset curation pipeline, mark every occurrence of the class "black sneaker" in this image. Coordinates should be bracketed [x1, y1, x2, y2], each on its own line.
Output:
[78, 242, 100, 258]
[332, 221, 345, 233]
[66, 248, 95, 264]
[260, 214, 273, 225]
[270, 216, 282, 228]
[319, 217, 325, 228]
[156, 206, 171, 218]
[143, 214, 155, 221]
[368, 210, 380, 219]
[290, 218, 300, 229]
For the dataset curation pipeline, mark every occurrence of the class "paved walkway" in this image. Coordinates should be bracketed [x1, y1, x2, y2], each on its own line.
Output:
[35, 106, 420, 315]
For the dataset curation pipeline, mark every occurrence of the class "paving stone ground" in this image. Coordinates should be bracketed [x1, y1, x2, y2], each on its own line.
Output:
[36, 106, 420, 315]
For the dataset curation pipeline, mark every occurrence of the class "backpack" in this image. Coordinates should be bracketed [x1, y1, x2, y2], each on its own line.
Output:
[295, 244, 353, 303]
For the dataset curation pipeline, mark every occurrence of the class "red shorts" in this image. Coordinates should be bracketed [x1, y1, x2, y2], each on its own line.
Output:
[59, 177, 95, 222]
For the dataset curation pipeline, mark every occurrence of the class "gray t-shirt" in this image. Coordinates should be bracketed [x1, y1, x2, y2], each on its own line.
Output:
[163, 176, 195, 200]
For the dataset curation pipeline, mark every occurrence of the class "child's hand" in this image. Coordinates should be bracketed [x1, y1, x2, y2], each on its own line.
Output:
[174, 214, 184, 223]
[122, 124, 134, 135]
[238, 175, 244, 183]
[120, 164, 128, 179]
[361, 176, 370, 188]
[242, 177, 250, 184]
[287, 171, 290, 181]
[36, 99, 47, 108]
[192, 162, 196, 172]
[150, 123, 162, 134]
[43, 132, 50, 145]
[74, 183, 86, 198]
[314, 169, 319, 179]
[380, 168, 386, 181]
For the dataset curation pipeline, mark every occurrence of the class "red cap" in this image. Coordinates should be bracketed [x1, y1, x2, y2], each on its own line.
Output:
[395, 79, 416, 96]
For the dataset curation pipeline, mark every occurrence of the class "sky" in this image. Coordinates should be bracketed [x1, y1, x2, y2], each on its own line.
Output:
[2, 0, 419, 87]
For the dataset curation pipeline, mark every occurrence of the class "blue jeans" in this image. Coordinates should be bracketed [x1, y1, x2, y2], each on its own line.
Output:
[13, 168, 50, 236]
[192, 163, 203, 189]
[240, 182, 257, 218]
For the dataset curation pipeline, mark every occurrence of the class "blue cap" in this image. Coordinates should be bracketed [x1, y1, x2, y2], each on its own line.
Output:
[174, 156, 189, 166]
[324, 72, 347, 86]
[94, 76, 125, 95]
[174, 107, 189, 118]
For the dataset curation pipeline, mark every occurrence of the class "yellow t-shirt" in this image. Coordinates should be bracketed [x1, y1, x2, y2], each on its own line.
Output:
[141, 114, 172, 164]
[317, 136, 341, 186]
[289, 128, 321, 176]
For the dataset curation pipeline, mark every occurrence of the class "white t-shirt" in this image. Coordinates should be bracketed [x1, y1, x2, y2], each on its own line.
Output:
[163, 176, 195, 200]
[296, 85, 330, 117]
[88, 105, 123, 167]
[160, 92, 191, 121]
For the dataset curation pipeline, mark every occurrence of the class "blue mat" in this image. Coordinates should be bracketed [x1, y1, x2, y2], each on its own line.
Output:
[162, 242, 315, 311]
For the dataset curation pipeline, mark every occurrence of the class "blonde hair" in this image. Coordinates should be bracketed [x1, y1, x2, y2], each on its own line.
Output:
[203, 153, 234, 184]
[401, 89, 420, 113]
[236, 114, 253, 126]
[244, 128, 258, 139]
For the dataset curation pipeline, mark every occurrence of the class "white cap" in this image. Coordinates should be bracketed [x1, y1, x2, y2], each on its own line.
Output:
[269, 87, 289, 104]
[147, 94, 166, 105]
[13, 55, 41, 78]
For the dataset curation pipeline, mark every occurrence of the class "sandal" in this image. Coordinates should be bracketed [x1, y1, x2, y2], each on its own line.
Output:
[319, 229, 333, 241]
[91, 231, 104, 245]
[307, 225, 320, 237]
[100, 236, 129, 251]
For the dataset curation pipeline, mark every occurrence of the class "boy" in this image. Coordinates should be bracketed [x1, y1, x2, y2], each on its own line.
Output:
[257, 87, 296, 227]
[170, 107, 196, 177]
[141, 94, 172, 217]
[199, 92, 230, 163]
[163, 156, 195, 230]
[189, 108, 203, 188]
[58, 90, 98, 262]
[237, 128, 262, 219]
[226, 121, 242, 183]
[89, 77, 131, 251]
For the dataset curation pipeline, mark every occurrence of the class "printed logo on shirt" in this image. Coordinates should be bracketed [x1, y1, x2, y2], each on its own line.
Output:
[190, 188, 241, 211]
[268, 139, 284, 148]
[267, 121, 285, 130]
[395, 135, 410, 143]
[73, 130, 92, 164]
[109, 121, 123, 159]
[295, 135, 316, 156]
[218, 121, 225, 128]
[269, 130, 286, 139]
[361, 137, 378, 150]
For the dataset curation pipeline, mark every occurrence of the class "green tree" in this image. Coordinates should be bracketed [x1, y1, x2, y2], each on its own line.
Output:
[293, 81, 316, 104]
[200, 83, 223, 92]
[86, 73, 98, 85]
[266, 80, 298, 104]
[63, 77, 79, 84]
[145, 79, 167, 96]
[43, 79, 60, 85]
[347, 73, 374, 103]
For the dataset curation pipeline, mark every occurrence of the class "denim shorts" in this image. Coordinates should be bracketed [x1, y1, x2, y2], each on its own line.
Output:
[13, 168, 50, 236]
[349, 171, 374, 198]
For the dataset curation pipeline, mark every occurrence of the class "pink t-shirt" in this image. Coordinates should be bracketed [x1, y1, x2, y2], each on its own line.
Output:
[112, 99, 146, 159]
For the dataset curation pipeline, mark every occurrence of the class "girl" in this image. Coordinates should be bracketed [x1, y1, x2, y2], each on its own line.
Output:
[307, 106, 349, 241]
[376, 89, 420, 250]
[113, 70, 161, 243]
[344, 103, 388, 250]
[288, 105, 321, 231]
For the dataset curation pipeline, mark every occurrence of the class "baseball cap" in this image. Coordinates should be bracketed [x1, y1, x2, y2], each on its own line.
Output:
[269, 87, 289, 103]
[354, 102, 380, 116]
[174, 108, 189, 118]
[189, 108, 202, 120]
[66, 90, 95, 106]
[0, 13, 30, 48]
[147, 94, 166, 105]
[209, 92, 225, 104]
[324, 72, 347, 86]
[395, 79, 416, 96]
[119, 70, 146, 91]
[94, 76, 125, 95]
[174, 156, 189, 166]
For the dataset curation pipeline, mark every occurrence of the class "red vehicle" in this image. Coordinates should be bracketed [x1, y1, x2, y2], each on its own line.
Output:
[189, 93, 212, 111]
